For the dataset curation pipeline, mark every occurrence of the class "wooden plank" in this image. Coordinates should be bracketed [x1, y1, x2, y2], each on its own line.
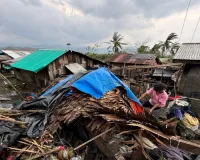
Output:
[128, 123, 200, 154]
[0, 97, 11, 101]
[111, 63, 183, 71]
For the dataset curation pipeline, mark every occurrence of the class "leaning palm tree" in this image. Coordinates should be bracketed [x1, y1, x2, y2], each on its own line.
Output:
[110, 32, 127, 53]
[170, 42, 180, 55]
[159, 33, 178, 56]
[150, 44, 161, 56]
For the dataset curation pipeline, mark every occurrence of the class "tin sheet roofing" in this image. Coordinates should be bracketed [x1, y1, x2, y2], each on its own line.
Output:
[1, 50, 32, 59]
[2, 57, 24, 65]
[173, 43, 200, 60]
[109, 53, 156, 65]
[11, 49, 66, 72]
[0, 55, 12, 61]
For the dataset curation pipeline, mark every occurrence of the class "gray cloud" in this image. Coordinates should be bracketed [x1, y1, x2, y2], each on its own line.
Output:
[0, 0, 152, 49]
[67, 0, 200, 19]
[0, 0, 199, 50]
[19, 0, 43, 6]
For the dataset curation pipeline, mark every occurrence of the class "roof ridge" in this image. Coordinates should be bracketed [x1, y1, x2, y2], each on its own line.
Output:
[182, 43, 200, 45]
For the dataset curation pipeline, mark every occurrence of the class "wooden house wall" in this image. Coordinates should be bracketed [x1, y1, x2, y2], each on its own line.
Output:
[14, 52, 105, 87]
[47, 52, 100, 81]
[178, 64, 200, 98]
[14, 68, 49, 87]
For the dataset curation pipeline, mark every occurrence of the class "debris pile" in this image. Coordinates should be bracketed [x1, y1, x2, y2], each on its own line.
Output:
[0, 68, 200, 160]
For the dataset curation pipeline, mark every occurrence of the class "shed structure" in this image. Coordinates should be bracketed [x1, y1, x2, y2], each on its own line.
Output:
[173, 43, 200, 98]
[11, 50, 107, 87]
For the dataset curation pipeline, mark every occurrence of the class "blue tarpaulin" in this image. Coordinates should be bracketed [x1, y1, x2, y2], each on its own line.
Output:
[41, 74, 73, 96]
[72, 68, 142, 106]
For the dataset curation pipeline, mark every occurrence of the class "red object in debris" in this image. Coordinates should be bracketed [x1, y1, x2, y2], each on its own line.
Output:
[1, 150, 6, 159]
[129, 99, 145, 115]
[168, 95, 180, 101]
[7, 155, 16, 160]
[59, 146, 65, 151]
[24, 96, 33, 101]
[69, 86, 75, 91]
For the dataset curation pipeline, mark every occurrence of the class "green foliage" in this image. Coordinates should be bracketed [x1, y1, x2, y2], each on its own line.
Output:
[87, 53, 113, 62]
[159, 33, 179, 56]
[150, 44, 161, 55]
[137, 45, 150, 54]
[110, 32, 127, 53]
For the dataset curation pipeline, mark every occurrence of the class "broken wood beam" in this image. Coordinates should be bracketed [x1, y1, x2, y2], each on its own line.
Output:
[128, 123, 200, 154]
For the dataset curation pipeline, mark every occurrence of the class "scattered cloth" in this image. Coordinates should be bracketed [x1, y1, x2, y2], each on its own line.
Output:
[158, 145, 184, 160]
[175, 100, 189, 107]
[182, 113, 199, 131]
[134, 136, 157, 150]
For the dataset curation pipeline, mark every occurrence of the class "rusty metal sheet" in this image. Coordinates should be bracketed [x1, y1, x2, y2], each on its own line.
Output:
[109, 53, 157, 65]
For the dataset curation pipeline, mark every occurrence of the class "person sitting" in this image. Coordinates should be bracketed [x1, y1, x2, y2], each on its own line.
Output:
[139, 83, 168, 113]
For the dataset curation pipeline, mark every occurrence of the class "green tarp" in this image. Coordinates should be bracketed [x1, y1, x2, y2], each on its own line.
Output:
[11, 50, 66, 72]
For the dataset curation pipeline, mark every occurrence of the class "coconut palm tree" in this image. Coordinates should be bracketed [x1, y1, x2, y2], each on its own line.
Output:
[150, 44, 161, 56]
[159, 33, 178, 56]
[170, 42, 180, 55]
[110, 32, 127, 53]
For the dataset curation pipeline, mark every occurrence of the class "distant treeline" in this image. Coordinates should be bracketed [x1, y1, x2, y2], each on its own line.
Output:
[86, 53, 113, 62]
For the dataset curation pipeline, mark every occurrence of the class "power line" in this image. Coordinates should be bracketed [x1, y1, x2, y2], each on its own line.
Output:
[179, 0, 192, 43]
[191, 17, 200, 42]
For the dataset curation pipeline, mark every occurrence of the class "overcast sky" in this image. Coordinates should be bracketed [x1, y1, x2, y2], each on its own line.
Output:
[0, 0, 200, 51]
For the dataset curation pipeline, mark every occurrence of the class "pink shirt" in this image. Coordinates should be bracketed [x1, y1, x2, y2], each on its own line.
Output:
[146, 88, 168, 107]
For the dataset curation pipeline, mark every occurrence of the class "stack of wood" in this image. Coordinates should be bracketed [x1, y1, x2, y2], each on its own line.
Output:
[43, 87, 200, 159]
[3, 88, 200, 159]
[47, 88, 133, 132]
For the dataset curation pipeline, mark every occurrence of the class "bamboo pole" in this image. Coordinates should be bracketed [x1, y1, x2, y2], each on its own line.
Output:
[28, 127, 114, 160]
[0, 72, 24, 99]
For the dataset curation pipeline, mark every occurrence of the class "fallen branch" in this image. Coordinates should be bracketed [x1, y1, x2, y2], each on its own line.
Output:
[7, 147, 38, 154]
[0, 115, 27, 125]
[28, 127, 114, 160]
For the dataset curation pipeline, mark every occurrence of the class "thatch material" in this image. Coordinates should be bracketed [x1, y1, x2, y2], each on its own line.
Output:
[47, 88, 134, 132]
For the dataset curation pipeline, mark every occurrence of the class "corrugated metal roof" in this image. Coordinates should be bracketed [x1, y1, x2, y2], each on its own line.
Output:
[109, 53, 157, 65]
[131, 54, 156, 59]
[1, 50, 32, 59]
[65, 63, 87, 74]
[0, 55, 12, 61]
[2, 57, 24, 65]
[173, 43, 200, 60]
[113, 54, 132, 63]
[11, 49, 66, 72]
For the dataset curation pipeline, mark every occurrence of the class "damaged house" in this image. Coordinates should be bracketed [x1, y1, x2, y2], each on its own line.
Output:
[0, 50, 32, 71]
[173, 43, 200, 98]
[11, 49, 107, 87]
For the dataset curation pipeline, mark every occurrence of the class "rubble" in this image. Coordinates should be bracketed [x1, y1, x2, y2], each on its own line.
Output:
[0, 68, 199, 159]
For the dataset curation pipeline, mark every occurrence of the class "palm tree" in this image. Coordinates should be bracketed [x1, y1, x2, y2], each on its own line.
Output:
[150, 44, 161, 56]
[159, 33, 178, 56]
[110, 32, 127, 53]
[170, 42, 180, 55]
